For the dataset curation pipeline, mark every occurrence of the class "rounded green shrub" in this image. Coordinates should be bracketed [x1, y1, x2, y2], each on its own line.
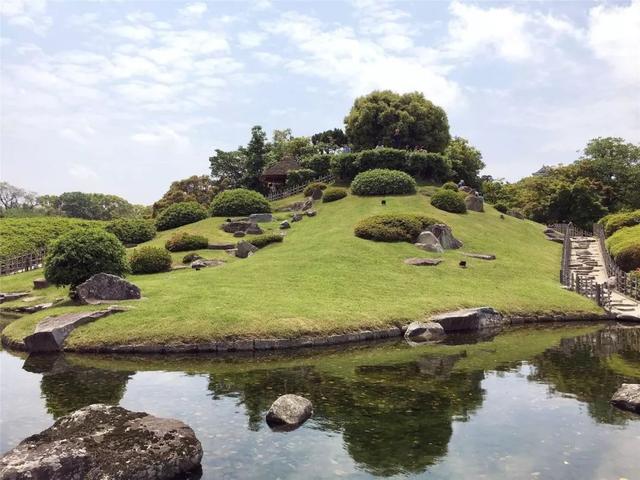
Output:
[322, 187, 348, 203]
[249, 233, 283, 248]
[106, 218, 156, 244]
[155, 201, 208, 231]
[493, 202, 508, 214]
[129, 246, 172, 274]
[431, 189, 467, 213]
[354, 214, 441, 242]
[182, 252, 202, 264]
[303, 182, 328, 197]
[351, 169, 416, 196]
[209, 189, 271, 217]
[165, 232, 209, 252]
[607, 224, 640, 272]
[44, 228, 128, 288]
[600, 210, 640, 237]
[442, 181, 459, 191]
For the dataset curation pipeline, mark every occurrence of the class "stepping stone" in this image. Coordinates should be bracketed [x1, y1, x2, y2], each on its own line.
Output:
[404, 258, 443, 266]
[0, 292, 29, 304]
[208, 243, 235, 250]
[463, 253, 496, 261]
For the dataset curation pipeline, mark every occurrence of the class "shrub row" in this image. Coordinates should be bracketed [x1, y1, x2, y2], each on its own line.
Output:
[285, 169, 317, 188]
[599, 210, 640, 237]
[129, 246, 172, 274]
[354, 214, 441, 242]
[106, 218, 156, 244]
[322, 187, 348, 203]
[165, 232, 209, 252]
[606, 224, 640, 272]
[430, 189, 467, 213]
[248, 233, 284, 248]
[441, 181, 459, 191]
[155, 202, 208, 231]
[351, 169, 416, 196]
[210, 189, 271, 217]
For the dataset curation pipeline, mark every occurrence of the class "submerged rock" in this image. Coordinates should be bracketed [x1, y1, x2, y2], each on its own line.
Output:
[611, 384, 640, 414]
[266, 394, 313, 431]
[404, 322, 445, 342]
[0, 404, 203, 480]
[75, 273, 140, 305]
[430, 307, 505, 332]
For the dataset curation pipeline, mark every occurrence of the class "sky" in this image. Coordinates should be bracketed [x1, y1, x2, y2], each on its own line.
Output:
[1, 0, 639, 204]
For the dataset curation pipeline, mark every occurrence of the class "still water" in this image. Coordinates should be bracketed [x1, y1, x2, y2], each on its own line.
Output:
[1, 323, 640, 479]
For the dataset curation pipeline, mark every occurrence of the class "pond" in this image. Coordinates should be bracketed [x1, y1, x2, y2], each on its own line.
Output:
[1, 323, 640, 479]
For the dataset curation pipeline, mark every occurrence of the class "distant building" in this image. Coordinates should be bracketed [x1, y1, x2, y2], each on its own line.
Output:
[532, 164, 562, 176]
[260, 155, 301, 189]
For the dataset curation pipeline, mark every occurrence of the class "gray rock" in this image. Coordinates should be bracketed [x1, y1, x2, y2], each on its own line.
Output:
[301, 199, 313, 211]
[191, 259, 224, 269]
[222, 221, 252, 233]
[207, 242, 235, 250]
[33, 278, 49, 289]
[291, 213, 303, 222]
[235, 241, 258, 259]
[0, 404, 203, 480]
[611, 384, 640, 413]
[463, 253, 496, 260]
[430, 307, 505, 332]
[404, 321, 445, 342]
[415, 231, 444, 253]
[306, 210, 317, 217]
[266, 394, 313, 430]
[280, 220, 291, 229]
[249, 213, 273, 223]
[427, 224, 463, 249]
[404, 258, 443, 266]
[75, 273, 140, 305]
[233, 231, 246, 238]
[311, 189, 323, 200]
[23, 307, 126, 353]
[465, 195, 484, 212]
[246, 224, 263, 235]
[0, 292, 29, 304]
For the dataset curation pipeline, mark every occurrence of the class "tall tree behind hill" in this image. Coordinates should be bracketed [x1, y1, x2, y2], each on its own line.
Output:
[311, 128, 348, 153]
[153, 175, 219, 217]
[57, 192, 134, 220]
[344, 90, 451, 152]
[445, 137, 485, 188]
[240, 126, 270, 191]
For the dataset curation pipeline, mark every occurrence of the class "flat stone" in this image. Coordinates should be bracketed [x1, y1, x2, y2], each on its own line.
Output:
[191, 259, 224, 269]
[404, 321, 445, 342]
[266, 394, 313, 431]
[233, 231, 246, 238]
[430, 307, 505, 332]
[611, 384, 640, 414]
[3, 302, 55, 314]
[75, 273, 141, 305]
[221, 221, 252, 233]
[207, 242, 235, 250]
[249, 213, 273, 223]
[463, 253, 496, 260]
[235, 241, 258, 259]
[23, 307, 126, 353]
[33, 278, 49, 289]
[404, 258, 443, 266]
[0, 292, 29, 304]
[0, 404, 203, 480]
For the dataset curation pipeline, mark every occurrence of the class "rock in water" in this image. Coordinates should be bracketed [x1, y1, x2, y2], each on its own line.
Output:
[464, 195, 484, 212]
[415, 231, 444, 253]
[611, 384, 640, 414]
[430, 307, 505, 332]
[75, 273, 140, 305]
[266, 394, 313, 431]
[404, 322, 445, 342]
[0, 404, 203, 480]
[235, 241, 258, 259]
[427, 224, 463, 249]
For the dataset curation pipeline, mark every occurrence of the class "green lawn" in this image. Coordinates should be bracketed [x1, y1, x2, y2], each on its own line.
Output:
[1, 192, 601, 348]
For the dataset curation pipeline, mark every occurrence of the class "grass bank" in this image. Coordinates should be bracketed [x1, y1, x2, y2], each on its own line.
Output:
[1, 191, 601, 349]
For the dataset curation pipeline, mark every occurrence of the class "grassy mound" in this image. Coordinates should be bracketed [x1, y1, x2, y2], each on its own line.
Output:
[606, 224, 640, 271]
[2, 194, 600, 348]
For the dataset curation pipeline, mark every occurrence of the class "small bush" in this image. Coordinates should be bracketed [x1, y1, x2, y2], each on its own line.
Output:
[106, 218, 156, 244]
[303, 182, 328, 197]
[44, 228, 128, 288]
[210, 189, 271, 217]
[607, 224, 640, 272]
[129, 246, 172, 274]
[155, 201, 208, 231]
[600, 210, 640, 237]
[182, 252, 202, 264]
[442, 181, 459, 191]
[249, 233, 283, 248]
[165, 232, 209, 252]
[493, 202, 509, 214]
[430, 189, 467, 213]
[351, 169, 416, 196]
[285, 169, 317, 187]
[323, 187, 348, 203]
[354, 214, 441, 242]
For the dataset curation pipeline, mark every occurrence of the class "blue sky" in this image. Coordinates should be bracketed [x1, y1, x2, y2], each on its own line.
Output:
[1, 0, 638, 204]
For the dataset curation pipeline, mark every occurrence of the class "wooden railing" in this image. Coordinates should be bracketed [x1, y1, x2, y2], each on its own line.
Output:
[548, 222, 591, 238]
[593, 223, 640, 301]
[0, 247, 47, 276]
[266, 174, 335, 202]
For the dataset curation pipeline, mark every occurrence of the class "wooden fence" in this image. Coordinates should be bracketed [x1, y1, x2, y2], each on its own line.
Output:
[266, 174, 336, 202]
[0, 247, 47, 276]
[593, 223, 640, 301]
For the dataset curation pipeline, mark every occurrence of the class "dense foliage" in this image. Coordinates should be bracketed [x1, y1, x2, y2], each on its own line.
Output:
[303, 182, 328, 197]
[354, 214, 440, 242]
[248, 233, 284, 248]
[322, 187, 348, 203]
[209, 188, 271, 216]
[445, 137, 485, 188]
[106, 218, 156, 245]
[182, 252, 202, 264]
[153, 175, 219, 217]
[129, 246, 172, 274]
[311, 128, 348, 153]
[300, 154, 332, 177]
[430, 189, 467, 214]
[0, 217, 104, 258]
[493, 202, 508, 214]
[442, 181, 459, 191]
[44, 228, 128, 288]
[606, 225, 640, 272]
[165, 232, 209, 252]
[351, 169, 416, 196]
[155, 202, 208, 231]
[600, 210, 640, 237]
[55, 192, 136, 220]
[344, 90, 450, 152]
[285, 169, 316, 187]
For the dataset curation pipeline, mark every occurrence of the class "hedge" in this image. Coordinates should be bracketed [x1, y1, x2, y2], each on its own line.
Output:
[129, 246, 172, 274]
[354, 214, 441, 242]
[285, 169, 317, 187]
[155, 202, 208, 231]
[322, 187, 348, 203]
[599, 210, 640, 237]
[606, 224, 640, 272]
[248, 233, 284, 248]
[430, 189, 467, 213]
[303, 182, 328, 197]
[300, 154, 332, 176]
[442, 181, 459, 191]
[106, 218, 156, 244]
[351, 169, 416, 196]
[165, 232, 209, 252]
[210, 189, 271, 217]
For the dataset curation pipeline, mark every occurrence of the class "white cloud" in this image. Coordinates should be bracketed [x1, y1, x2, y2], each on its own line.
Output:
[131, 126, 190, 147]
[179, 2, 207, 19]
[238, 31, 266, 48]
[69, 164, 98, 180]
[0, 0, 51, 34]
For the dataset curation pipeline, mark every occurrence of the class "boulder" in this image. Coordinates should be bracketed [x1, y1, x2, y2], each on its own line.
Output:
[306, 210, 317, 217]
[75, 273, 140, 305]
[280, 220, 291, 229]
[23, 307, 126, 353]
[0, 404, 203, 480]
[611, 384, 640, 414]
[430, 307, 505, 332]
[291, 213, 303, 222]
[311, 189, 323, 200]
[404, 258, 443, 266]
[33, 278, 49, 289]
[415, 231, 444, 253]
[463, 253, 496, 260]
[191, 259, 224, 269]
[233, 231, 246, 238]
[249, 213, 273, 223]
[222, 221, 252, 233]
[266, 394, 313, 431]
[465, 195, 484, 212]
[235, 241, 258, 259]
[404, 321, 445, 342]
[427, 224, 463, 249]
[0, 292, 29, 304]
[246, 224, 263, 235]
[301, 199, 313, 211]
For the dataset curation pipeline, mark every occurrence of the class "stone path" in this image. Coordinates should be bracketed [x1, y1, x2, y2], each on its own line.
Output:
[569, 236, 640, 319]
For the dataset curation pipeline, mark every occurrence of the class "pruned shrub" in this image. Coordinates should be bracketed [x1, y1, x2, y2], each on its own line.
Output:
[430, 189, 467, 213]
[210, 189, 271, 217]
[600, 210, 640, 237]
[249, 233, 283, 248]
[129, 246, 172, 274]
[607, 225, 640, 272]
[182, 252, 202, 264]
[285, 169, 316, 187]
[303, 182, 328, 198]
[351, 169, 416, 196]
[493, 202, 508, 214]
[106, 218, 156, 244]
[441, 181, 459, 191]
[155, 201, 208, 231]
[323, 187, 348, 203]
[354, 214, 440, 242]
[165, 232, 209, 252]
[44, 228, 128, 288]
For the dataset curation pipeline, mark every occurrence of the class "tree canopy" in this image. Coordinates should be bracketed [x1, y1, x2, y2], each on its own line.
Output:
[153, 175, 218, 217]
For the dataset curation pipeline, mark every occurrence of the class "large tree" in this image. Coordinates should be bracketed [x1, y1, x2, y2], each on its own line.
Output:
[240, 126, 270, 191]
[311, 128, 348, 153]
[445, 137, 485, 187]
[57, 192, 134, 220]
[153, 175, 219, 216]
[344, 90, 451, 152]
